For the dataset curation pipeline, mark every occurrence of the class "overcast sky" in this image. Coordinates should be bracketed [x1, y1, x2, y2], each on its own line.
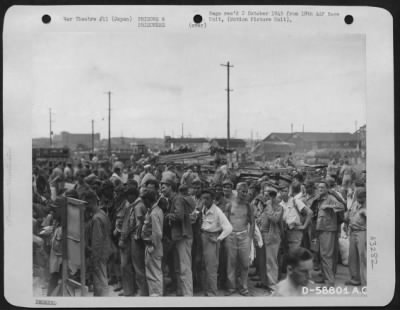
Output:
[32, 31, 366, 139]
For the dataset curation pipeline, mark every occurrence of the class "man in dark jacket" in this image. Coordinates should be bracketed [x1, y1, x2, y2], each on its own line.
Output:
[84, 191, 113, 296]
[141, 190, 164, 296]
[116, 186, 139, 296]
[161, 172, 194, 296]
[314, 181, 345, 287]
[125, 193, 149, 296]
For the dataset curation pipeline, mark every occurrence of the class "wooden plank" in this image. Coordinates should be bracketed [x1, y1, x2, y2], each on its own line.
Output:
[80, 203, 86, 296]
[61, 197, 68, 296]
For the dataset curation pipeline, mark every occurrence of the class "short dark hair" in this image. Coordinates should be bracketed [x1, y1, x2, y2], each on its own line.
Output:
[126, 179, 139, 189]
[286, 247, 313, 268]
[268, 191, 277, 198]
[201, 188, 215, 198]
[145, 179, 159, 190]
[141, 190, 157, 204]
[125, 186, 139, 198]
[305, 180, 315, 188]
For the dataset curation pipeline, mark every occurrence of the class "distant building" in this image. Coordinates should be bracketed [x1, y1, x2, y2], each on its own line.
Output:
[353, 124, 366, 150]
[263, 132, 358, 153]
[209, 138, 247, 150]
[263, 133, 293, 143]
[32, 137, 51, 148]
[98, 137, 162, 149]
[287, 132, 357, 152]
[252, 141, 295, 161]
[53, 131, 100, 150]
[164, 136, 209, 152]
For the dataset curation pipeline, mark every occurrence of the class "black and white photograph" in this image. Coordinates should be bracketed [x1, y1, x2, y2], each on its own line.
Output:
[3, 5, 394, 307]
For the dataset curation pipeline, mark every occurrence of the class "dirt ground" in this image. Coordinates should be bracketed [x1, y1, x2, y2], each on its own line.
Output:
[34, 263, 362, 298]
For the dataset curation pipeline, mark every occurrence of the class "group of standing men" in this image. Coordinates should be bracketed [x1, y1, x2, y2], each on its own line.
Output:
[33, 158, 366, 297]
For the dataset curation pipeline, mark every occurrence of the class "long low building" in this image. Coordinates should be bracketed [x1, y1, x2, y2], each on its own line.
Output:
[263, 129, 365, 153]
[252, 140, 295, 161]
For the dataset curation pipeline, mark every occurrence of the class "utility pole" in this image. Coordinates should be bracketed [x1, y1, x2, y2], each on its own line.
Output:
[291, 123, 293, 134]
[106, 91, 112, 157]
[355, 120, 359, 150]
[221, 62, 234, 151]
[91, 119, 94, 153]
[49, 108, 53, 147]
[181, 123, 184, 138]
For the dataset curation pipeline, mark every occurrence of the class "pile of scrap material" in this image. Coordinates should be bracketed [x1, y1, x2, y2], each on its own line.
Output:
[158, 151, 213, 164]
[297, 163, 327, 180]
[235, 167, 294, 183]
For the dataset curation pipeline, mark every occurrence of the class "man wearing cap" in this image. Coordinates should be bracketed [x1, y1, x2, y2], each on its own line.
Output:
[200, 188, 233, 296]
[161, 171, 194, 296]
[189, 177, 204, 293]
[83, 191, 113, 296]
[225, 182, 255, 296]
[144, 179, 160, 197]
[345, 188, 366, 287]
[141, 190, 164, 296]
[129, 189, 149, 296]
[259, 186, 284, 292]
[314, 181, 345, 287]
[117, 186, 139, 296]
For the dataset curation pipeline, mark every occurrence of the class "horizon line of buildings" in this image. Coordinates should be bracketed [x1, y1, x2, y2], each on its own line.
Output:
[33, 125, 366, 157]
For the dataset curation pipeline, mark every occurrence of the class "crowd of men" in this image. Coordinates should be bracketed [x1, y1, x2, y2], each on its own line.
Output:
[33, 156, 366, 297]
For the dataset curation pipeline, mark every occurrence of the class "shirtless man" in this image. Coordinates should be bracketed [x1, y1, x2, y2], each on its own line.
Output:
[224, 182, 255, 296]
